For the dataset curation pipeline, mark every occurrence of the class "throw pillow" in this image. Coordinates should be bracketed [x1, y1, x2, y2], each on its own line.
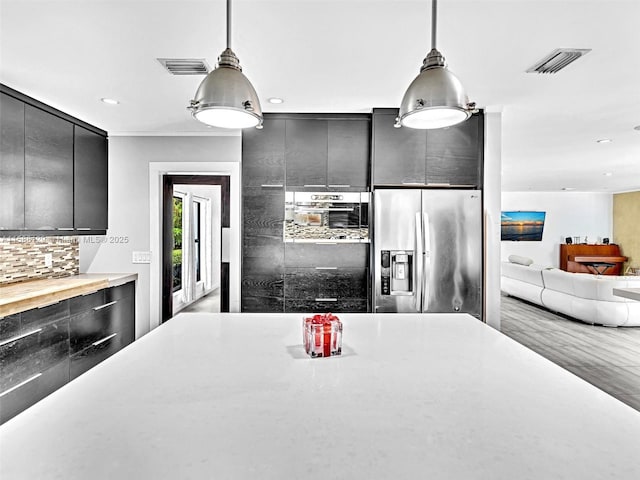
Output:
[508, 254, 534, 266]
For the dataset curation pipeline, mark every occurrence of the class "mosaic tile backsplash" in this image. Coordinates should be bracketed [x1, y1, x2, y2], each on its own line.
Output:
[0, 236, 79, 285]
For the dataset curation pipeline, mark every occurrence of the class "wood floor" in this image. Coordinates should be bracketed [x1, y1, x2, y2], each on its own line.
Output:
[500, 293, 640, 412]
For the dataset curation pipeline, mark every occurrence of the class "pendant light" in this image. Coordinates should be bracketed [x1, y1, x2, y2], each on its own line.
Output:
[188, 0, 263, 129]
[396, 0, 474, 129]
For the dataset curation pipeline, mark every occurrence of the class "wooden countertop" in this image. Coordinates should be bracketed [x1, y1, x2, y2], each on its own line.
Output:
[0, 273, 137, 318]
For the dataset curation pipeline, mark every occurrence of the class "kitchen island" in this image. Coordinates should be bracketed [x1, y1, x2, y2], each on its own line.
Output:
[1, 312, 640, 479]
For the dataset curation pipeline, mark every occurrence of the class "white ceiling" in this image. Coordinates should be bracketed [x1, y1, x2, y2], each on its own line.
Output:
[1, 0, 639, 192]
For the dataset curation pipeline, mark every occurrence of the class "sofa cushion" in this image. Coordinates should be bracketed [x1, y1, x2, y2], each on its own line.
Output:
[502, 261, 545, 288]
[508, 254, 534, 266]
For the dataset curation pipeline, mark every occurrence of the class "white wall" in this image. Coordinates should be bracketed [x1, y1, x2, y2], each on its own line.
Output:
[501, 192, 613, 267]
[80, 135, 240, 338]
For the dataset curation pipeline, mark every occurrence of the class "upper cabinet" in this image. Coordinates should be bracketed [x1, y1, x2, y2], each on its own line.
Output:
[372, 108, 484, 188]
[284, 115, 370, 191]
[24, 105, 74, 230]
[0, 84, 108, 235]
[0, 92, 25, 230]
[74, 126, 108, 231]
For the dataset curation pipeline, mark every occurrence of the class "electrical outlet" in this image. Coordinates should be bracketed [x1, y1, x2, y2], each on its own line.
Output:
[44, 253, 53, 268]
[132, 251, 152, 264]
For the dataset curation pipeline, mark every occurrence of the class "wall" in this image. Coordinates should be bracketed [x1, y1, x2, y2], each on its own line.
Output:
[79, 135, 240, 338]
[501, 192, 613, 267]
[0, 236, 78, 284]
[613, 191, 640, 271]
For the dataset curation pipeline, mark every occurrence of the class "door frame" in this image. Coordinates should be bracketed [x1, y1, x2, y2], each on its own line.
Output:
[162, 175, 230, 322]
[149, 161, 241, 332]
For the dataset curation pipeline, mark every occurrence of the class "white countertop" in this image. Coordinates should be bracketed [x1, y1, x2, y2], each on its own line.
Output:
[1, 313, 640, 479]
[613, 287, 640, 301]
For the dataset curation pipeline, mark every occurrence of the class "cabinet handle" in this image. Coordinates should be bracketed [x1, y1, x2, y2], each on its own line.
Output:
[0, 373, 43, 398]
[401, 182, 426, 186]
[315, 298, 337, 302]
[314, 242, 337, 245]
[56, 227, 75, 231]
[328, 184, 351, 188]
[303, 185, 326, 188]
[93, 300, 117, 311]
[0, 328, 43, 347]
[260, 184, 283, 188]
[36, 226, 54, 230]
[315, 267, 337, 270]
[76, 227, 92, 231]
[92, 332, 118, 347]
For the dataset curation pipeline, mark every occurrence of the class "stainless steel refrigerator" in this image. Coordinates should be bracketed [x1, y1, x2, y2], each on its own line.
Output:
[373, 189, 483, 319]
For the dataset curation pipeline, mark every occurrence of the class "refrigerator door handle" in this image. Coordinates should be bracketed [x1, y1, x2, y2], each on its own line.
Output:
[422, 212, 431, 311]
[414, 212, 423, 312]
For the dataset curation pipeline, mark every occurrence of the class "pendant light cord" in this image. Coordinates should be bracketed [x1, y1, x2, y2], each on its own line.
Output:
[226, 0, 232, 50]
[431, 0, 437, 50]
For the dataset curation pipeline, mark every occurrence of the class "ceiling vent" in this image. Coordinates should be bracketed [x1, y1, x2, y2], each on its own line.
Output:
[526, 48, 591, 74]
[157, 58, 211, 75]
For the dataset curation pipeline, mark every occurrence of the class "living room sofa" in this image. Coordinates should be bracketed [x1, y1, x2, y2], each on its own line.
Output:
[501, 257, 640, 327]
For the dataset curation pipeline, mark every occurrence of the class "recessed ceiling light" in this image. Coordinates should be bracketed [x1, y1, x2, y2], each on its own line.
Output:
[268, 97, 284, 104]
[596, 138, 612, 143]
[101, 98, 120, 105]
[603, 172, 613, 176]
[634, 125, 640, 131]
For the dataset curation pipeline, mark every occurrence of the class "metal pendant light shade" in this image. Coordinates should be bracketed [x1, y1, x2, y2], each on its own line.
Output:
[397, 0, 474, 129]
[189, 0, 262, 129]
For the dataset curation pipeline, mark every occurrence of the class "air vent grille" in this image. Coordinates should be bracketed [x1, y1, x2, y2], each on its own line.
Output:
[526, 48, 591, 74]
[157, 58, 211, 75]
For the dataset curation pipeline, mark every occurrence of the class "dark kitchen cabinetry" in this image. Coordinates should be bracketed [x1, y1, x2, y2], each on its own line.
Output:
[284, 243, 369, 313]
[69, 282, 135, 380]
[24, 105, 74, 230]
[0, 281, 135, 424]
[241, 119, 286, 312]
[0, 92, 25, 230]
[285, 116, 370, 190]
[0, 84, 108, 236]
[372, 108, 483, 187]
[0, 301, 70, 424]
[74, 126, 108, 231]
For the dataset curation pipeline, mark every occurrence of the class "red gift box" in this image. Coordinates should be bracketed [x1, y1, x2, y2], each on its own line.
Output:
[303, 313, 342, 358]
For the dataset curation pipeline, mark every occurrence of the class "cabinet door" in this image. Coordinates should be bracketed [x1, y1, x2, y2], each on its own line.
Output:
[372, 112, 426, 185]
[242, 187, 285, 312]
[0, 93, 25, 229]
[285, 119, 328, 188]
[426, 114, 482, 187]
[327, 120, 370, 189]
[24, 106, 74, 229]
[242, 118, 285, 187]
[74, 126, 108, 230]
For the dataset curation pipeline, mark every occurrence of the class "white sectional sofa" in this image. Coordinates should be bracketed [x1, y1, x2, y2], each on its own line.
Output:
[501, 258, 640, 327]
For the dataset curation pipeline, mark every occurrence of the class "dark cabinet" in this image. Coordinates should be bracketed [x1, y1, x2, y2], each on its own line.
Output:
[327, 120, 370, 188]
[74, 126, 108, 230]
[372, 108, 483, 187]
[285, 119, 328, 188]
[24, 105, 74, 230]
[0, 281, 136, 423]
[0, 84, 108, 235]
[372, 111, 426, 185]
[0, 92, 25, 230]
[242, 118, 285, 187]
[0, 301, 70, 424]
[285, 117, 370, 190]
[284, 243, 369, 313]
[241, 187, 285, 312]
[69, 281, 135, 380]
[242, 120, 286, 312]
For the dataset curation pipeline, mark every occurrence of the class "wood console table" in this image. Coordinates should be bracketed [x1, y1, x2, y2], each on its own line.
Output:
[560, 244, 627, 275]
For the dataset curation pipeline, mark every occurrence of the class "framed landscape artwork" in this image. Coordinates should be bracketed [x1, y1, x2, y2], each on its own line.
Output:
[501, 211, 546, 241]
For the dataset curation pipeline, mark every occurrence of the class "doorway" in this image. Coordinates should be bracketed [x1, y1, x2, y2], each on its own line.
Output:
[162, 175, 230, 322]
